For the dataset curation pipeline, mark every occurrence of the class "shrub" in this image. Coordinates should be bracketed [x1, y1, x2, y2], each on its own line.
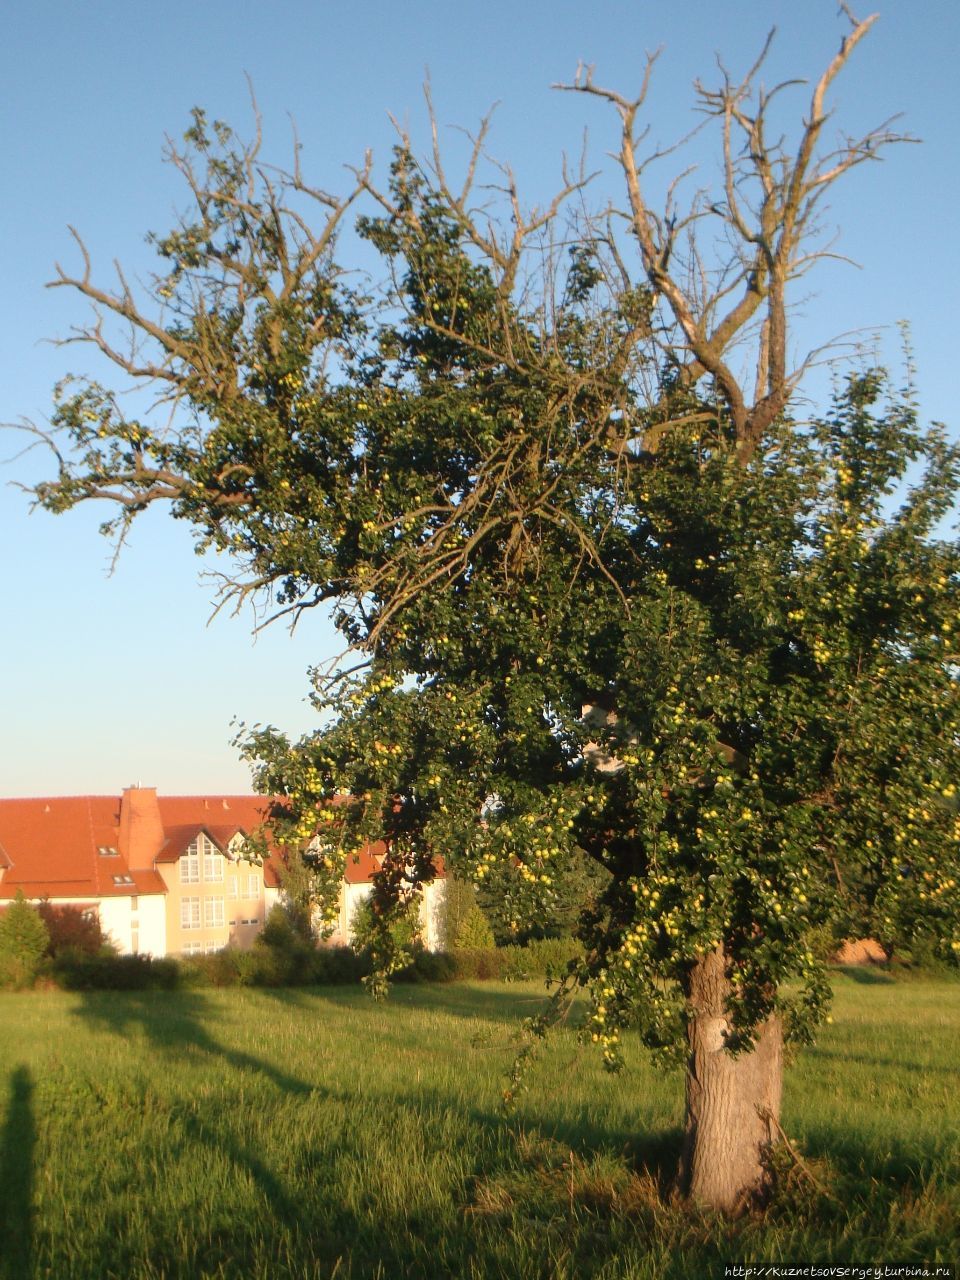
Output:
[351, 895, 422, 955]
[49, 951, 180, 991]
[179, 950, 243, 988]
[311, 946, 370, 984]
[256, 904, 318, 984]
[0, 892, 50, 989]
[453, 904, 495, 950]
[512, 936, 584, 980]
[37, 902, 107, 957]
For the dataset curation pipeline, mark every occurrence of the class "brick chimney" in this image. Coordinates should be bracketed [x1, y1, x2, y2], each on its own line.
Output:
[118, 786, 165, 871]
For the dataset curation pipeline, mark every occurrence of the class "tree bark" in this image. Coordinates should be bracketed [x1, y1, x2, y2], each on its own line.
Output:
[680, 946, 783, 1212]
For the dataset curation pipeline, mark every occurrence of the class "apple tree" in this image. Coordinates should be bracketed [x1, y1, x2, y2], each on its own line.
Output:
[21, 13, 960, 1210]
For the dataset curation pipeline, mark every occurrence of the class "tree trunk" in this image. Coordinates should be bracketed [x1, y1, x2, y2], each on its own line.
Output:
[680, 946, 783, 1212]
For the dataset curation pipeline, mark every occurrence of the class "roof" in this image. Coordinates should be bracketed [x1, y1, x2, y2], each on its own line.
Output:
[0, 789, 395, 899]
[343, 841, 387, 884]
[0, 796, 167, 900]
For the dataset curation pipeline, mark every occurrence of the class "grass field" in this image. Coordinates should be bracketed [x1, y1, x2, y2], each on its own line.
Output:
[0, 972, 957, 1279]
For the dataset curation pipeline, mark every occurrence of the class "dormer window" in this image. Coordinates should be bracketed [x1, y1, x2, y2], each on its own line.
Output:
[180, 832, 223, 883]
[112, 874, 135, 887]
[98, 846, 119, 857]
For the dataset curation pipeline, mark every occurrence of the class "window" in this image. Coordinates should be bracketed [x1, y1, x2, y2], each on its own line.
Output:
[246, 873, 261, 899]
[182, 940, 204, 956]
[228, 879, 239, 899]
[180, 846, 200, 884]
[112, 874, 135, 887]
[180, 897, 200, 930]
[205, 897, 225, 929]
[97, 845, 119, 857]
[203, 843, 224, 883]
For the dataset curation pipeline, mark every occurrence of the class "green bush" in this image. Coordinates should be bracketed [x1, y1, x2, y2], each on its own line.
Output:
[420, 938, 584, 984]
[399, 951, 458, 983]
[256, 904, 319, 984]
[508, 936, 584, 980]
[0, 892, 50, 989]
[311, 946, 371, 984]
[350, 894, 422, 955]
[50, 951, 180, 991]
[179, 950, 243, 988]
[453, 904, 495, 949]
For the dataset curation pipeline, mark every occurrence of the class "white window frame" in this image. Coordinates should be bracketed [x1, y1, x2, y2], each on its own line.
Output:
[195, 832, 223, 882]
[180, 897, 201, 930]
[204, 897, 225, 929]
[246, 873, 261, 899]
[179, 847, 200, 884]
[228, 878, 239, 899]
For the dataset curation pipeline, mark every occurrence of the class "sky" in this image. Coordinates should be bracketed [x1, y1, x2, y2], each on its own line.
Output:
[1, 0, 957, 797]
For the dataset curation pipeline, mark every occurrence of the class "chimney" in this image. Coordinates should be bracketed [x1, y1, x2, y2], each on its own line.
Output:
[118, 786, 165, 871]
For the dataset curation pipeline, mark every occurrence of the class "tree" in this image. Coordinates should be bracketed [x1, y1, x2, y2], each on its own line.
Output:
[37, 901, 108, 956]
[0, 893, 50, 989]
[19, 13, 960, 1210]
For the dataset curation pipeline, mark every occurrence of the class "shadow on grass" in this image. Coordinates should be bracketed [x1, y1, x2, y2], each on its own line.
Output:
[257, 984, 684, 1193]
[799, 1121, 955, 1187]
[70, 987, 313, 1097]
[804, 1045, 959, 1077]
[257, 978, 566, 1027]
[70, 988, 331, 1263]
[832, 966, 896, 986]
[0, 1065, 34, 1280]
[44, 985, 960, 1276]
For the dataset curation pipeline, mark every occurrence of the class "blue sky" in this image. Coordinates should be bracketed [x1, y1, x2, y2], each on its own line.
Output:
[2, 1, 957, 796]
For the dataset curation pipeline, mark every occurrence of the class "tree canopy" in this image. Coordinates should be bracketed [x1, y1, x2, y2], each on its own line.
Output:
[20, 11, 960, 1209]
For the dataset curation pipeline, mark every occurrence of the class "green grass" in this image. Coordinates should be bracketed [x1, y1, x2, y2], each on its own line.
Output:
[1, 973, 957, 1278]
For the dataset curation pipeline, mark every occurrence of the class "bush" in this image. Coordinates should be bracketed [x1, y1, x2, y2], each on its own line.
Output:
[408, 938, 584, 984]
[37, 902, 107, 957]
[256, 904, 318, 984]
[350, 895, 422, 954]
[49, 951, 180, 991]
[311, 946, 370, 984]
[179, 950, 243, 988]
[503, 937, 584, 981]
[453, 904, 495, 950]
[0, 892, 50, 989]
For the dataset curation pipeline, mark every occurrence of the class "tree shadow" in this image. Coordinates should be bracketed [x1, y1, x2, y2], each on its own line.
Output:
[0, 1065, 35, 1280]
[833, 966, 896, 985]
[257, 985, 684, 1192]
[803, 1045, 958, 1077]
[798, 1121, 953, 1187]
[70, 987, 313, 1098]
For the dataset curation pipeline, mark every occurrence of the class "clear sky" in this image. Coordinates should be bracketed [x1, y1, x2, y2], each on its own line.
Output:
[2, 1, 957, 797]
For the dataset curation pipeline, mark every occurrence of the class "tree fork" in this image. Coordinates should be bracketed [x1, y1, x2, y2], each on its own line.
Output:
[681, 946, 783, 1211]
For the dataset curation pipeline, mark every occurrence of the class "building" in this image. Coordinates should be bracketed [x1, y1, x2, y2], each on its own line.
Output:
[0, 786, 445, 955]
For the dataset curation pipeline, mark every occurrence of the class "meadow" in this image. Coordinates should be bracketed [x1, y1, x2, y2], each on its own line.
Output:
[0, 972, 957, 1279]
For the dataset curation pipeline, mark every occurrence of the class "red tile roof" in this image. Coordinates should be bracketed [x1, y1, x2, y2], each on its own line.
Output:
[0, 789, 398, 899]
[343, 841, 387, 884]
[0, 796, 153, 901]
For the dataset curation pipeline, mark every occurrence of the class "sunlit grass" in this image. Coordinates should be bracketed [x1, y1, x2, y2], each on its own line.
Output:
[1, 972, 957, 1278]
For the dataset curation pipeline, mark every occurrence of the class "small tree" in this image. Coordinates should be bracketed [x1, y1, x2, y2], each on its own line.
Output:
[37, 902, 108, 956]
[19, 13, 960, 1211]
[453, 902, 496, 951]
[0, 893, 50, 989]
